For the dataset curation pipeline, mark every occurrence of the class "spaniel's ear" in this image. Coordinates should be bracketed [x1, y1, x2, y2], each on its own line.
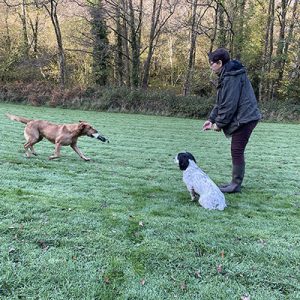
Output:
[179, 155, 189, 171]
[185, 152, 196, 164]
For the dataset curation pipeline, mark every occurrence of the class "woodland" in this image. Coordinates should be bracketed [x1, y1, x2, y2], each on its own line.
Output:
[0, 0, 299, 117]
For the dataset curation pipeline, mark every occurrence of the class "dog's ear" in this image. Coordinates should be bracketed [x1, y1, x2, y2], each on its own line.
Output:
[78, 122, 86, 132]
[185, 152, 196, 163]
[178, 153, 189, 170]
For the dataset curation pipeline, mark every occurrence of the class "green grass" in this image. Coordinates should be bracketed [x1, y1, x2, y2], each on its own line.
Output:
[0, 103, 299, 300]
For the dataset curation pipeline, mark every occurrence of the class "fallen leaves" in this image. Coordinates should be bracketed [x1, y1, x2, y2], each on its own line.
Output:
[8, 247, 16, 254]
[104, 276, 110, 284]
[37, 240, 49, 251]
[180, 282, 187, 291]
[194, 270, 201, 278]
[217, 264, 223, 274]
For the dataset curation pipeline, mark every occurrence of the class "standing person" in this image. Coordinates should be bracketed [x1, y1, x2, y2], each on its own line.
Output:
[202, 48, 261, 193]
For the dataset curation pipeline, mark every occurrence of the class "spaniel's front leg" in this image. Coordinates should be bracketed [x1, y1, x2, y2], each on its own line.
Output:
[190, 188, 197, 201]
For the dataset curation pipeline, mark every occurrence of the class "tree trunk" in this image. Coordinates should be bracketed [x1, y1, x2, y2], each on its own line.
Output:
[217, 2, 226, 48]
[19, 0, 30, 57]
[258, 0, 275, 102]
[141, 0, 160, 89]
[183, 0, 198, 96]
[273, 0, 298, 97]
[233, 0, 246, 60]
[90, 0, 109, 86]
[29, 13, 39, 55]
[114, 1, 124, 86]
[141, 0, 177, 89]
[128, 0, 142, 87]
[44, 0, 66, 87]
[120, 0, 131, 87]
[169, 36, 174, 85]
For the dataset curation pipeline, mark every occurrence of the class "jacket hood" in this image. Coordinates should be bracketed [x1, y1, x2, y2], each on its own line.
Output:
[219, 60, 245, 77]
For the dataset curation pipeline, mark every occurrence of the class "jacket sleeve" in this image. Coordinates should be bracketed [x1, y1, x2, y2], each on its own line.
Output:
[208, 104, 218, 123]
[215, 76, 242, 128]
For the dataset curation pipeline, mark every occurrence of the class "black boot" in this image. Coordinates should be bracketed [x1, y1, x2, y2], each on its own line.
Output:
[219, 164, 245, 193]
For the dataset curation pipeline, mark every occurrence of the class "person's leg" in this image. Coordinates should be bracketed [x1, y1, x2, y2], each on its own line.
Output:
[220, 120, 258, 193]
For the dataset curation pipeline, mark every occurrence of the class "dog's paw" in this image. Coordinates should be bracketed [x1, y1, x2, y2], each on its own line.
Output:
[190, 196, 196, 202]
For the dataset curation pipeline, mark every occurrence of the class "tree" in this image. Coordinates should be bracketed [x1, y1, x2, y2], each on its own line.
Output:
[19, 0, 30, 57]
[128, 0, 143, 87]
[90, 0, 110, 86]
[273, 0, 299, 98]
[216, 0, 226, 47]
[141, 0, 177, 89]
[259, 0, 275, 102]
[183, 0, 198, 96]
[113, 0, 126, 86]
[232, 0, 246, 60]
[35, 0, 66, 87]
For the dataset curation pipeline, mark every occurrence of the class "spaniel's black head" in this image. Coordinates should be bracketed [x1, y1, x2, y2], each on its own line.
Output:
[175, 152, 197, 171]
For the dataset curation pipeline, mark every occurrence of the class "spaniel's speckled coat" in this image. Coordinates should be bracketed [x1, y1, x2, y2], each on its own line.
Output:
[175, 152, 226, 210]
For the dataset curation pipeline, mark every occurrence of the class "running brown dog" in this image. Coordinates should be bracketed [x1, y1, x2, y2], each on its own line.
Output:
[6, 113, 109, 160]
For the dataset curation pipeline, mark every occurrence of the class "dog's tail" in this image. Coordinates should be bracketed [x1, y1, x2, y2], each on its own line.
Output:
[6, 113, 32, 124]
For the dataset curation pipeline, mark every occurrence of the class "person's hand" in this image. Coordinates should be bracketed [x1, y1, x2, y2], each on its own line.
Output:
[212, 124, 221, 131]
[202, 120, 213, 131]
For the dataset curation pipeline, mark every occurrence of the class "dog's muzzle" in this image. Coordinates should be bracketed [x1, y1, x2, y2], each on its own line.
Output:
[92, 133, 109, 143]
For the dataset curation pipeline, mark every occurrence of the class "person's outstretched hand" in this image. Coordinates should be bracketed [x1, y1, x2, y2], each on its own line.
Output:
[202, 120, 213, 131]
[212, 124, 221, 131]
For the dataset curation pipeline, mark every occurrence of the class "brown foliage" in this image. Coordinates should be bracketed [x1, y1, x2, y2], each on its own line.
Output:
[0, 81, 298, 122]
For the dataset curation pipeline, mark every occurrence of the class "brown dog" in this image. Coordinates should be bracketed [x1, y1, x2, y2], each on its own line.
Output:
[6, 113, 109, 160]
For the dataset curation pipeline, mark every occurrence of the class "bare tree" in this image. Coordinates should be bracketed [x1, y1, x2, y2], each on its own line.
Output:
[28, 10, 39, 55]
[273, 0, 299, 97]
[216, 0, 226, 47]
[128, 0, 143, 87]
[233, 0, 246, 60]
[141, 0, 177, 89]
[35, 0, 66, 87]
[183, 0, 198, 96]
[90, 0, 109, 86]
[114, 0, 125, 86]
[19, 0, 30, 57]
[259, 0, 275, 102]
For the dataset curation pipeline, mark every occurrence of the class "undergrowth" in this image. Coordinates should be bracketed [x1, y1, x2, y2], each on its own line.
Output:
[0, 82, 299, 121]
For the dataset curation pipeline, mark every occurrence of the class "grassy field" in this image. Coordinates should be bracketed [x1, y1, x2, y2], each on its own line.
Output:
[0, 103, 299, 300]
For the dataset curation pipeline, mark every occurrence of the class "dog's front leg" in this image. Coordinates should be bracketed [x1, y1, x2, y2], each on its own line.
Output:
[49, 143, 62, 160]
[71, 144, 90, 161]
[29, 146, 38, 156]
[190, 188, 197, 201]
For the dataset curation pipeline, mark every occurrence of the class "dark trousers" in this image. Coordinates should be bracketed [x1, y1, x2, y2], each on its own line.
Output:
[231, 120, 258, 165]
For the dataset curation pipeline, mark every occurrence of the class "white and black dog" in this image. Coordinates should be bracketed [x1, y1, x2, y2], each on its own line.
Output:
[175, 152, 226, 210]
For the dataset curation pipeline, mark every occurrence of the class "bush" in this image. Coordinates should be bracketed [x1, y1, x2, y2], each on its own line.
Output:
[259, 100, 300, 122]
[0, 81, 299, 121]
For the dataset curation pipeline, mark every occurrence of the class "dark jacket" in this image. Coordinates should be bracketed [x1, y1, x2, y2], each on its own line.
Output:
[209, 60, 261, 137]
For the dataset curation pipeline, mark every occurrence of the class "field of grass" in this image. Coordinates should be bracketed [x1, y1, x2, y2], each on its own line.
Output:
[0, 102, 299, 300]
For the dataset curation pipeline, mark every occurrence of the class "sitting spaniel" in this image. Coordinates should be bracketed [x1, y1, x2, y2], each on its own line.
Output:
[175, 152, 226, 210]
